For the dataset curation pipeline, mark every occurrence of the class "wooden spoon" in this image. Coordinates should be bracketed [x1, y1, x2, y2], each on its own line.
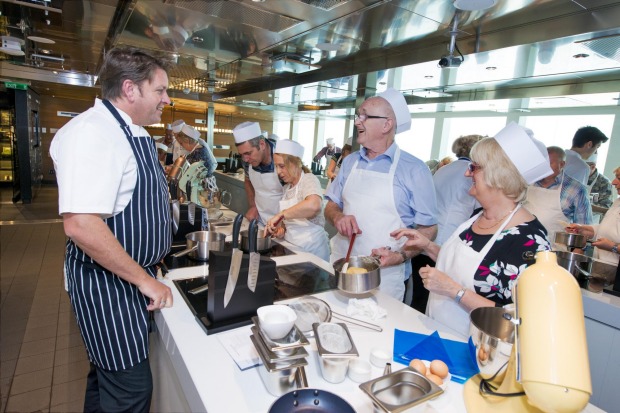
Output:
[341, 232, 357, 274]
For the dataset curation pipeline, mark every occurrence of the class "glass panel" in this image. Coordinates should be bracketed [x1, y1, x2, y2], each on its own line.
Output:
[522, 115, 614, 172]
[295, 120, 316, 166]
[443, 117, 507, 158]
[395, 118, 435, 161]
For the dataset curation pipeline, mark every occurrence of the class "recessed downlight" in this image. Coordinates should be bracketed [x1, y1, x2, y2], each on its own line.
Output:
[573, 53, 589, 58]
[486, 66, 497, 70]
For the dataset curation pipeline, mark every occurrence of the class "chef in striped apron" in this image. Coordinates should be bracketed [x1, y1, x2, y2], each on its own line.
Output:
[50, 47, 173, 413]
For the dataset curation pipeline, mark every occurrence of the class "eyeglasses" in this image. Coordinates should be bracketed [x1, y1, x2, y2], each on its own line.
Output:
[353, 113, 389, 122]
[467, 162, 483, 173]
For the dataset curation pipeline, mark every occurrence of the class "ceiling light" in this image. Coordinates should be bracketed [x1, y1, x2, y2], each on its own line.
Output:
[573, 53, 590, 58]
[453, 0, 497, 11]
[486, 66, 497, 70]
[52, 70, 58, 74]
[192, 36, 203, 43]
[424, 75, 433, 79]
[39, 49, 50, 54]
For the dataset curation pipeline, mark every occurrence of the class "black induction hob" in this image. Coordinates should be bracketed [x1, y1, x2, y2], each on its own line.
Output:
[173, 260, 335, 335]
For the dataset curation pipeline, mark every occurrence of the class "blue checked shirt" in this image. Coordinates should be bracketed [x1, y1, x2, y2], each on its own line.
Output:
[533, 173, 593, 224]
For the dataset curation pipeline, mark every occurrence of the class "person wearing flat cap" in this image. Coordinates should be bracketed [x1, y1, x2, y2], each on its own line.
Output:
[585, 153, 613, 209]
[313, 137, 341, 163]
[264, 139, 329, 263]
[233, 122, 283, 225]
[391, 122, 552, 337]
[324, 88, 438, 301]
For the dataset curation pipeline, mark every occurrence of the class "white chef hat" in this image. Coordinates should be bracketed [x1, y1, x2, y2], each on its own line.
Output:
[275, 139, 304, 159]
[377, 88, 411, 134]
[155, 142, 168, 151]
[233, 122, 262, 144]
[326, 137, 334, 145]
[166, 123, 172, 130]
[494, 122, 553, 184]
[171, 119, 185, 133]
[345, 136, 353, 146]
[268, 133, 280, 141]
[180, 124, 200, 140]
[586, 152, 598, 164]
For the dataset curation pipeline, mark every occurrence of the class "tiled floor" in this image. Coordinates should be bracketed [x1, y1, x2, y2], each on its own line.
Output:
[1, 185, 89, 413]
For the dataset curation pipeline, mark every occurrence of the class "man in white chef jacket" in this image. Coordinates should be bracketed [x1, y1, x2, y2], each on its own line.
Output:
[564, 126, 609, 186]
[325, 88, 438, 301]
[234, 121, 284, 226]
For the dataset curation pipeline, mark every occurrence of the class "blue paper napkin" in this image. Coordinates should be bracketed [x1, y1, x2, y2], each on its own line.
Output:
[393, 329, 480, 383]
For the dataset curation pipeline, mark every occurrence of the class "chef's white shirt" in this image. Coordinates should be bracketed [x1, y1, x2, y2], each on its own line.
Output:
[50, 99, 149, 218]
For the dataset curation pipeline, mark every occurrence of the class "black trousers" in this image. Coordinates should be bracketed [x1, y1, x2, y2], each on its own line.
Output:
[84, 358, 152, 413]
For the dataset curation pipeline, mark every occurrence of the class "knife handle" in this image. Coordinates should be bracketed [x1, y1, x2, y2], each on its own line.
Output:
[232, 213, 243, 248]
[249, 219, 258, 253]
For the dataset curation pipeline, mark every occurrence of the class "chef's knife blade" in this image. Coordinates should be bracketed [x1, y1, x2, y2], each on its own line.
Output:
[247, 219, 260, 292]
[224, 213, 244, 308]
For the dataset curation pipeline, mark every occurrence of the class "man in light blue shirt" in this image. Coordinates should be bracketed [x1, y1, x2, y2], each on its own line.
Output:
[324, 88, 437, 301]
[564, 126, 609, 185]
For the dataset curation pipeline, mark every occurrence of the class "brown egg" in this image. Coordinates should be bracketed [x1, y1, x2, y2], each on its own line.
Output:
[430, 359, 449, 379]
[426, 373, 443, 386]
[409, 359, 426, 375]
[478, 347, 489, 363]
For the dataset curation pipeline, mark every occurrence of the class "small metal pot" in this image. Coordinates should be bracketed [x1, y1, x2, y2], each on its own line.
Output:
[555, 251, 593, 279]
[240, 229, 272, 253]
[333, 256, 381, 294]
[554, 232, 587, 249]
[172, 230, 226, 261]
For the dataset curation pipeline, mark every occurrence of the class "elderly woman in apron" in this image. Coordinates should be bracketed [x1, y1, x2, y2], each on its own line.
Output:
[265, 139, 330, 295]
[391, 123, 552, 337]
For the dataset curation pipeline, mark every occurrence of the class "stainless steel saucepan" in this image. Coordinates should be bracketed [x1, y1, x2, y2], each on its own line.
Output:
[240, 229, 272, 253]
[332, 255, 381, 294]
[172, 230, 226, 261]
[554, 232, 587, 249]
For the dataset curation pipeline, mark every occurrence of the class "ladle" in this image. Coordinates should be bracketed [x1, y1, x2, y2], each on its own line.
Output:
[341, 232, 357, 274]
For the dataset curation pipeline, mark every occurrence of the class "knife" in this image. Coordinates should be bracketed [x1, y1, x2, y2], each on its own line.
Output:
[247, 219, 260, 292]
[224, 213, 244, 308]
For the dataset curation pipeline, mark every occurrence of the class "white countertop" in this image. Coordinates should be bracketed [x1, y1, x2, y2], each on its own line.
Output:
[156, 275, 467, 413]
[154, 247, 606, 413]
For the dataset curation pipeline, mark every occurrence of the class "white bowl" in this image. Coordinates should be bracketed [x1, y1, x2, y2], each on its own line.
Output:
[348, 359, 371, 383]
[369, 347, 392, 368]
[257, 305, 297, 340]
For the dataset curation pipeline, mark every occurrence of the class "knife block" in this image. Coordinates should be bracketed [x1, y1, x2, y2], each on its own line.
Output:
[206, 250, 276, 327]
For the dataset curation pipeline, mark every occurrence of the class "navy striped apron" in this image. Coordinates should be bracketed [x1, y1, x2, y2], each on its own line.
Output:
[65, 99, 171, 371]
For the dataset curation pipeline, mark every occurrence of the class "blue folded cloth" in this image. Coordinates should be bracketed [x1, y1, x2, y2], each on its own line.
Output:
[393, 329, 480, 383]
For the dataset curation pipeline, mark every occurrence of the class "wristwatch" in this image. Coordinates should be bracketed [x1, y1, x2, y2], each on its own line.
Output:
[455, 288, 466, 304]
[612, 243, 619, 254]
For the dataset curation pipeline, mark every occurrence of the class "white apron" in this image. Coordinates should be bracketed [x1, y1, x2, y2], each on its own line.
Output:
[330, 149, 407, 301]
[428, 205, 521, 337]
[594, 199, 620, 264]
[524, 173, 569, 251]
[249, 165, 283, 226]
[280, 172, 330, 261]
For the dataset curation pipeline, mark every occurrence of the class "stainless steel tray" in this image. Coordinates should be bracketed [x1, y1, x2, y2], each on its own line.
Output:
[250, 326, 309, 363]
[250, 335, 308, 372]
[251, 316, 310, 352]
[313, 322, 359, 358]
[359, 367, 443, 413]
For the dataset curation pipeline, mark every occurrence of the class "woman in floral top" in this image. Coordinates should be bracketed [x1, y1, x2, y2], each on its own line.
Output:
[390, 123, 552, 337]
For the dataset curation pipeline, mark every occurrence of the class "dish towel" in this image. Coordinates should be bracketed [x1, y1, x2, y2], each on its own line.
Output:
[347, 298, 387, 320]
[393, 329, 479, 383]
